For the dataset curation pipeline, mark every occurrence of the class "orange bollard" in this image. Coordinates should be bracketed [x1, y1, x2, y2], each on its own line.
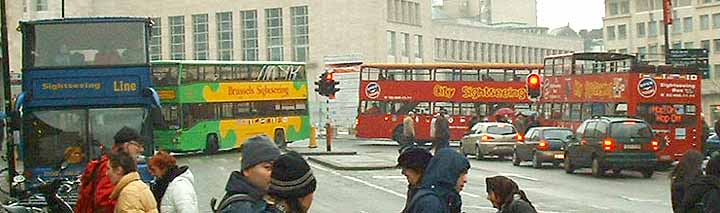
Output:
[309, 127, 318, 148]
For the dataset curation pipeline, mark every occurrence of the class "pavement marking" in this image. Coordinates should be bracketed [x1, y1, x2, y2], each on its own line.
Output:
[310, 164, 407, 198]
[371, 175, 406, 179]
[619, 195, 662, 203]
[217, 166, 227, 171]
[589, 204, 611, 210]
[460, 191, 482, 198]
[463, 205, 497, 210]
[498, 173, 539, 182]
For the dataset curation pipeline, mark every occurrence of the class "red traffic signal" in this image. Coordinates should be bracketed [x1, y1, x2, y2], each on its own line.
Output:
[526, 73, 542, 100]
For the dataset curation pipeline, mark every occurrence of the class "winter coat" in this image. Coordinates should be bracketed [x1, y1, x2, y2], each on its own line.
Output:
[110, 172, 158, 213]
[76, 155, 116, 213]
[430, 117, 437, 139]
[679, 175, 720, 213]
[152, 166, 198, 213]
[403, 116, 415, 137]
[407, 148, 470, 213]
[673, 177, 688, 212]
[498, 194, 537, 213]
[220, 171, 278, 213]
[434, 116, 450, 141]
[401, 185, 421, 213]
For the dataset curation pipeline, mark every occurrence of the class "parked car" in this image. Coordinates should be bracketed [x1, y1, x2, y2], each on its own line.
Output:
[705, 133, 720, 157]
[513, 127, 574, 168]
[564, 116, 659, 178]
[460, 122, 520, 160]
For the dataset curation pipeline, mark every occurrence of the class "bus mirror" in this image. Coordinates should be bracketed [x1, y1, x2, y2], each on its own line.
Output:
[150, 107, 166, 129]
[7, 111, 20, 131]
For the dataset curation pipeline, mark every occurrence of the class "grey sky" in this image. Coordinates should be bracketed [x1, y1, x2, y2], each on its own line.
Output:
[537, 0, 605, 30]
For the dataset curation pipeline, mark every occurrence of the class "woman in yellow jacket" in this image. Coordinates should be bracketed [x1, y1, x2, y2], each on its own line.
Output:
[107, 151, 158, 213]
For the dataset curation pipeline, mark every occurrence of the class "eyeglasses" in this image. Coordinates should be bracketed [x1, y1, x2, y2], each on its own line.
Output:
[128, 141, 144, 148]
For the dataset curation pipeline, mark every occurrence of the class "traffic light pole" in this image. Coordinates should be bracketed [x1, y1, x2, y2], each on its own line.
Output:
[325, 98, 332, 152]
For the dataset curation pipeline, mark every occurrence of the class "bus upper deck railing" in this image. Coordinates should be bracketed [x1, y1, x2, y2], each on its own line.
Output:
[359, 63, 544, 82]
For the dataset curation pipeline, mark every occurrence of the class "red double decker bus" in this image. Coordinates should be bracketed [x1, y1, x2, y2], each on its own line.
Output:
[355, 63, 543, 143]
[538, 52, 702, 164]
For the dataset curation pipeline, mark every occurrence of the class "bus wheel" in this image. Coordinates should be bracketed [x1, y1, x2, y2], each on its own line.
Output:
[205, 134, 219, 154]
[274, 129, 287, 149]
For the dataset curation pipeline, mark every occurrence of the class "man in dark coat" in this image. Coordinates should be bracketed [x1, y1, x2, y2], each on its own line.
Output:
[432, 111, 451, 154]
[407, 148, 470, 213]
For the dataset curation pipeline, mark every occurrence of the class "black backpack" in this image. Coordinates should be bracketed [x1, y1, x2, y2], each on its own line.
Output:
[210, 193, 255, 213]
[701, 187, 720, 213]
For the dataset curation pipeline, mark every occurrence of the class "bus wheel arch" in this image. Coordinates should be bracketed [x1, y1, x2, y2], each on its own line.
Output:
[205, 133, 219, 154]
[274, 128, 287, 149]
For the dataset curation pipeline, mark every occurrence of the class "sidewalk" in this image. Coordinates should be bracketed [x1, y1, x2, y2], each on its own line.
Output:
[289, 137, 398, 171]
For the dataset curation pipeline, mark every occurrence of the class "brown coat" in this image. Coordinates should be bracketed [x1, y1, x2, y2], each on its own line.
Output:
[110, 172, 158, 213]
[403, 116, 415, 137]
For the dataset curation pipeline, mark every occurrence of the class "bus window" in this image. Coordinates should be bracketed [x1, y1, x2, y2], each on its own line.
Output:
[570, 103, 582, 121]
[413, 69, 431, 81]
[360, 101, 384, 114]
[387, 68, 410, 81]
[182, 104, 217, 128]
[152, 66, 179, 86]
[434, 102, 454, 114]
[182, 65, 200, 83]
[435, 69, 453, 81]
[460, 69, 479, 81]
[362, 68, 381, 80]
[200, 66, 219, 81]
[581, 103, 593, 120]
[460, 103, 475, 116]
[551, 103, 562, 120]
[488, 69, 504, 81]
[161, 104, 180, 128]
[561, 103, 571, 120]
[413, 102, 431, 115]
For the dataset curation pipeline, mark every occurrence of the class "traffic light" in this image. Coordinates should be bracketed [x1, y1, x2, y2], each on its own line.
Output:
[526, 73, 541, 100]
[315, 72, 329, 96]
[325, 72, 340, 99]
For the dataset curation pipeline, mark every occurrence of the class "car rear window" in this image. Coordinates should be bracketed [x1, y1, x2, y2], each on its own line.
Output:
[610, 121, 652, 138]
[487, 125, 516, 135]
[544, 129, 574, 140]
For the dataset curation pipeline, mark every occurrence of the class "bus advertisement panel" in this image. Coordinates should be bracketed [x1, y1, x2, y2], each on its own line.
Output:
[539, 53, 702, 163]
[152, 61, 310, 153]
[356, 63, 541, 142]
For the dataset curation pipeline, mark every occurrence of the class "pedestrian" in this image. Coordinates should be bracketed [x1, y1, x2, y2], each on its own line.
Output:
[76, 126, 148, 213]
[212, 135, 282, 212]
[397, 146, 433, 213]
[406, 148, 470, 213]
[715, 119, 720, 136]
[485, 176, 537, 213]
[671, 150, 705, 212]
[432, 110, 451, 155]
[267, 151, 317, 213]
[402, 111, 417, 148]
[107, 151, 158, 213]
[514, 114, 527, 136]
[679, 152, 720, 212]
[148, 151, 199, 213]
[525, 116, 539, 135]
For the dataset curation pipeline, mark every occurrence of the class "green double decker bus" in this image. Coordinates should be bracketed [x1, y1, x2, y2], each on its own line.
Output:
[151, 60, 310, 153]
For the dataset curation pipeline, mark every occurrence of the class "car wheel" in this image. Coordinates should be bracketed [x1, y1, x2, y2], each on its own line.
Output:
[552, 161, 560, 167]
[512, 151, 521, 166]
[532, 152, 542, 169]
[592, 157, 605, 177]
[641, 169, 654, 178]
[612, 169, 622, 176]
[475, 146, 484, 160]
[564, 153, 575, 174]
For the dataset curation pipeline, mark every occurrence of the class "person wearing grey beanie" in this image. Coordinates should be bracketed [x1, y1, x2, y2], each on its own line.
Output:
[213, 135, 281, 212]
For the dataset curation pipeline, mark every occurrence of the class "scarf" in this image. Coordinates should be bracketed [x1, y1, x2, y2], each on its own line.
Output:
[151, 165, 188, 209]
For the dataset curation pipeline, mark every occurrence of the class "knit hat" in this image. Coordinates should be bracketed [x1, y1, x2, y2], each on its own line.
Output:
[114, 126, 145, 145]
[241, 135, 281, 170]
[269, 151, 317, 199]
[397, 146, 433, 171]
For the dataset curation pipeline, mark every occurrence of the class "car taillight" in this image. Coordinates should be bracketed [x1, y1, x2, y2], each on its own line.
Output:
[651, 140, 660, 151]
[482, 135, 495, 142]
[537, 140, 549, 150]
[384, 115, 390, 121]
[603, 138, 615, 152]
[516, 134, 524, 142]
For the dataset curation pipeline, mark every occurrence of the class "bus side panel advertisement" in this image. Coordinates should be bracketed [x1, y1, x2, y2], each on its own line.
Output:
[181, 81, 308, 103]
[632, 73, 701, 102]
[32, 76, 142, 99]
[541, 73, 629, 102]
[359, 81, 529, 102]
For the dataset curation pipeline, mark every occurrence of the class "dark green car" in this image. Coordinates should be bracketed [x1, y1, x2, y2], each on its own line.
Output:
[564, 116, 659, 178]
[513, 127, 574, 168]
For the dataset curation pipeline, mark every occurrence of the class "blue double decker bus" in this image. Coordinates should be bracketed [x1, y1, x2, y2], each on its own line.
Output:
[12, 17, 160, 185]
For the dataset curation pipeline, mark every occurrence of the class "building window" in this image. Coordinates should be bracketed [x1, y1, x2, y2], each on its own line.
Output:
[400, 33, 409, 57]
[702, 40, 711, 51]
[192, 14, 209, 60]
[648, 21, 658, 37]
[150, 18, 162, 61]
[617, 24, 627, 40]
[672, 41, 682, 49]
[715, 64, 720, 80]
[619, 48, 628, 54]
[620, 1, 630, 14]
[672, 13, 682, 34]
[714, 39, 720, 54]
[266, 8, 284, 61]
[415, 35, 423, 59]
[387, 31, 396, 56]
[443, 39, 449, 59]
[241, 10, 259, 61]
[387, 0, 394, 21]
[434, 38, 441, 59]
[451, 40, 457, 60]
[606, 26, 616, 40]
[23, 0, 27, 12]
[458, 41, 464, 60]
[649, 44, 658, 54]
[701, 15, 710, 30]
[683, 17, 693, 32]
[637, 47, 647, 59]
[36, 0, 47, 11]
[216, 12, 233, 61]
[713, 13, 720, 29]
[608, 2, 619, 16]
[636, 23, 646, 37]
[684, 42, 694, 48]
[291, 6, 309, 62]
[636, 0, 650, 12]
[169, 16, 185, 60]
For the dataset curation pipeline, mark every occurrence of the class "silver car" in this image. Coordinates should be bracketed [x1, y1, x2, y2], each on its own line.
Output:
[460, 122, 519, 160]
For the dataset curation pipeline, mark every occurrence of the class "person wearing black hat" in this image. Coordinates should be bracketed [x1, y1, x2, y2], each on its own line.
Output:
[397, 147, 433, 213]
[213, 135, 282, 212]
[76, 126, 148, 213]
[268, 151, 317, 213]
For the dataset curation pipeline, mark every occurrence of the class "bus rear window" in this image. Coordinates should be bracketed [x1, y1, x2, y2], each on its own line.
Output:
[610, 121, 652, 138]
[487, 125, 517, 135]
